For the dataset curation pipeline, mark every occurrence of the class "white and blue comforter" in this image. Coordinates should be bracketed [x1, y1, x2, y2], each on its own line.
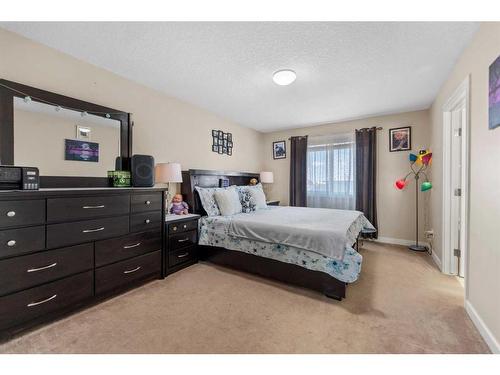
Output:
[198, 206, 373, 283]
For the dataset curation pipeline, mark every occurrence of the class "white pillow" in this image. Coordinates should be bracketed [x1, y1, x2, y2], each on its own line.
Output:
[248, 183, 267, 209]
[214, 187, 243, 216]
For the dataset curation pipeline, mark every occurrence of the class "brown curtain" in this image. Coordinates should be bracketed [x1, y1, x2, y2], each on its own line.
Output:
[355, 127, 378, 238]
[289, 136, 308, 207]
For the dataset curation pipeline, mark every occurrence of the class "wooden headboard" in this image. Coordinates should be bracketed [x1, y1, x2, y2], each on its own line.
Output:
[181, 169, 260, 215]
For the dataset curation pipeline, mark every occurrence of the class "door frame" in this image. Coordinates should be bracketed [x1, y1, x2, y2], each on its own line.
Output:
[441, 76, 470, 294]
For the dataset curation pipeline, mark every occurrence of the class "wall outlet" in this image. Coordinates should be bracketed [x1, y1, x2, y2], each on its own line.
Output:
[425, 230, 434, 239]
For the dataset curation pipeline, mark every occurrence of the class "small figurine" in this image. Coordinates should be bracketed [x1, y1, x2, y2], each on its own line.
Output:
[170, 194, 189, 215]
[249, 178, 258, 186]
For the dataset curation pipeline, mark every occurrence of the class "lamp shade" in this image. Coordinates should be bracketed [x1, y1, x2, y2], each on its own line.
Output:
[260, 171, 274, 184]
[155, 162, 182, 183]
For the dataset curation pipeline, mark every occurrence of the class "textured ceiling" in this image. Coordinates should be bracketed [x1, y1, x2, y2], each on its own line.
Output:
[1, 22, 479, 132]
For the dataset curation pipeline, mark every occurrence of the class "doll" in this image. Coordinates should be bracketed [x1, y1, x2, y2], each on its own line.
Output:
[170, 194, 189, 215]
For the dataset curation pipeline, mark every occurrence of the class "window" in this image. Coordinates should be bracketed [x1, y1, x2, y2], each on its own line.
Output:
[307, 133, 355, 210]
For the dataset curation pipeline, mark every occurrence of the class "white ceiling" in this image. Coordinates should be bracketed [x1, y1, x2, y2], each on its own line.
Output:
[1, 22, 479, 132]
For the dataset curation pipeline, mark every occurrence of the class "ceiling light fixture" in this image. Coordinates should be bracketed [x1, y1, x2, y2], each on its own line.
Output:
[273, 69, 296, 86]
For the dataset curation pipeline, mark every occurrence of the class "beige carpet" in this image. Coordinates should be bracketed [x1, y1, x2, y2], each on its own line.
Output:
[0, 242, 489, 353]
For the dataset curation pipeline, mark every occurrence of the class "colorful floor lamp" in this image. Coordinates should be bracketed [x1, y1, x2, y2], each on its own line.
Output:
[395, 149, 433, 252]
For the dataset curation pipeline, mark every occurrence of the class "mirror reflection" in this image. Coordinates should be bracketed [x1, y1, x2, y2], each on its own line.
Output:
[13, 97, 121, 177]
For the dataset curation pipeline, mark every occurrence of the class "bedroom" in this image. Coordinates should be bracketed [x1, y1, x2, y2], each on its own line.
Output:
[0, 1, 499, 372]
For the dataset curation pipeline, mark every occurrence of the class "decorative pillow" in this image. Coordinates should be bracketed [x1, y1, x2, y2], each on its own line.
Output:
[247, 183, 267, 209]
[195, 186, 221, 216]
[214, 187, 242, 216]
[239, 189, 257, 213]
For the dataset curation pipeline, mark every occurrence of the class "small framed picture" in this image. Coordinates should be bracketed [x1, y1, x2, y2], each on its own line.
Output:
[213, 136, 219, 146]
[227, 133, 232, 142]
[218, 145, 223, 154]
[227, 141, 233, 148]
[228, 147, 232, 156]
[273, 140, 286, 159]
[212, 130, 218, 137]
[389, 126, 411, 152]
[223, 146, 228, 154]
[212, 144, 218, 152]
[218, 130, 223, 139]
[76, 125, 91, 140]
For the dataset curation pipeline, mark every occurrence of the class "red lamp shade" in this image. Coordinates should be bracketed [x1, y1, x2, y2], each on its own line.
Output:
[395, 179, 407, 190]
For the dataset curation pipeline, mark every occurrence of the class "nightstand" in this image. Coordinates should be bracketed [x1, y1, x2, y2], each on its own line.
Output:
[266, 200, 280, 206]
[165, 214, 200, 275]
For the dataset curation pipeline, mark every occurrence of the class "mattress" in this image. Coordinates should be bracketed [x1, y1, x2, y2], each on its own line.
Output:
[198, 208, 367, 283]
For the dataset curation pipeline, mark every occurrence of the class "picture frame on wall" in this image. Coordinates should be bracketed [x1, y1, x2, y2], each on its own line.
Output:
[389, 126, 411, 152]
[489, 54, 500, 129]
[273, 140, 286, 159]
[76, 125, 91, 140]
[211, 129, 233, 156]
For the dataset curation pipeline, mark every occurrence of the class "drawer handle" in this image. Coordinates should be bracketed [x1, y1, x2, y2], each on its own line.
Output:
[7, 211, 16, 217]
[177, 252, 190, 258]
[172, 226, 177, 231]
[145, 219, 151, 224]
[27, 294, 57, 308]
[82, 205, 105, 209]
[123, 242, 142, 249]
[145, 200, 151, 205]
[7, 240, 16, 247]
[183, 224, 187, 229]
[123, 266, 141, 274]
[178, 238, 190, 243]
[27, 262, 57, 273]
[82, 227, 105, 233]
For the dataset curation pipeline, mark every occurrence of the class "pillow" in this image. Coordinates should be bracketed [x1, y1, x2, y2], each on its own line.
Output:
[195, 186, 221, 216]
[247, 183, 267, 209]
[214, 187, 242, 216]
[239, 189, 257, 213]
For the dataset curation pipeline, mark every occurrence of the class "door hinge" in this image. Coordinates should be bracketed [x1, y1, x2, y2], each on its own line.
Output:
[454, 188, 462, 197]
[455, 128, 462, 137]
[454, 248, 461, 257]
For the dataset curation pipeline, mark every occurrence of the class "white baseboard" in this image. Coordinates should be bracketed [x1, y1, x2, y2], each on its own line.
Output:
[374, 236, 441, 269]
[465, 300, 500, 354]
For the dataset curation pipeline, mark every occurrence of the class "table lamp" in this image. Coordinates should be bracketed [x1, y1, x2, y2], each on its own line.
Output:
[155, 162, 183, 212]
[260, 171, 274, 199]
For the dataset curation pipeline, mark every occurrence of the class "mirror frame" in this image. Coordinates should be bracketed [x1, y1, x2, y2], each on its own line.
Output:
[0, 79, 132, 188]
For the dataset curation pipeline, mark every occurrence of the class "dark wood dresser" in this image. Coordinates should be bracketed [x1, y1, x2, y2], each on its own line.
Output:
[165, 214, 200, 275]
[0, 187, 166, 338]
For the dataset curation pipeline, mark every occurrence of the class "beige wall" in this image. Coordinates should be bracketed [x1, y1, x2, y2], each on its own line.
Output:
[429, 22, 500, 351]
[0, 28, 265, 184]
[14, 108, 120, 177]
[262, 110, 431, 242]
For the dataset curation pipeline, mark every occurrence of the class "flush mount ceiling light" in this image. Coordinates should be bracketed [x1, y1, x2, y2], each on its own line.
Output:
[273, 69, 296, 86]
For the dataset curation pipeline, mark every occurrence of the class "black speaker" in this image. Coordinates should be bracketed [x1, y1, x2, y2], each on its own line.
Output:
[131, 154, 155, 187]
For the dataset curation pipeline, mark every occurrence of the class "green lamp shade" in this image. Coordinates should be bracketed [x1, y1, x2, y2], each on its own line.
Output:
[421, 181, 432, 191]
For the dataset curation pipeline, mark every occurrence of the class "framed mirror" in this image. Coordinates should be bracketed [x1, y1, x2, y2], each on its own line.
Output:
[0, 79, 132, 188]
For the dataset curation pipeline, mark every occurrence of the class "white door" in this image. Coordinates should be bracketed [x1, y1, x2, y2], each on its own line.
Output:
[450, 108, 466, 277]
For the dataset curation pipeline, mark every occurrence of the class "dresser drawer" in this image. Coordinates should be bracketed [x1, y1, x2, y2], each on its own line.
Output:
[47, 195, 130, 222]
[169, 246, 197, 268]
[130, 211, 162, 233]
[0, 243, 93, 296]
[95, 230, 162, 267]
[95, 251, 161, 295]
[130, 193, 162, 213]
[0, 200, 45, 229]
[168, 219, 198, 235]
[47, 216, 129, 249]
[169, 230, 197, 251]
[0, 226, 45, 260]
[0, 271, 93, 331]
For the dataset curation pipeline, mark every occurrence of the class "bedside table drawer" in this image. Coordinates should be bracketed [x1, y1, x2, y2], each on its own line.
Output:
[169, 230, 197, 251]
[169, 246, 196, 268]
[168, 219, 197, 235]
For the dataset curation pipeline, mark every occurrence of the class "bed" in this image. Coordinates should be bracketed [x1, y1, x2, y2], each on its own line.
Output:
[181, 169, 373, 300]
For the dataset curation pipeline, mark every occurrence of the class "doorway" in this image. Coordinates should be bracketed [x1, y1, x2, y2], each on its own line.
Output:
[442, 76, 470, 290]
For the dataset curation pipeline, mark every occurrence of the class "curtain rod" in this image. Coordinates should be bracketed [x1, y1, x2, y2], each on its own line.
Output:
[287, 127, 382, 140]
